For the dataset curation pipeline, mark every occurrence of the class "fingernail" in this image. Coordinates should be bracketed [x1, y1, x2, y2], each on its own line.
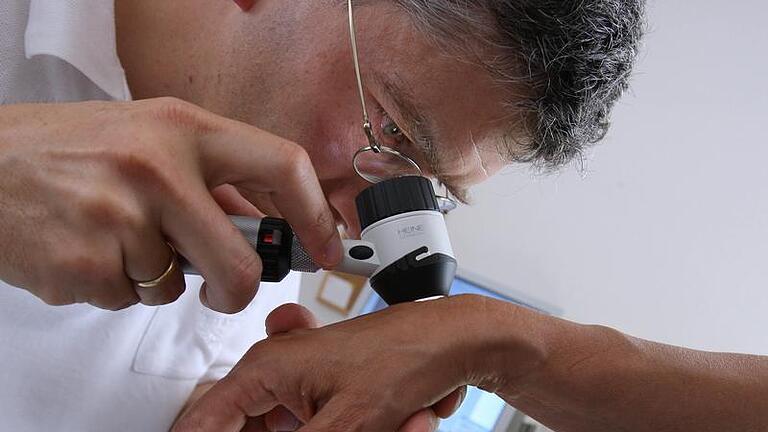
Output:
[323, 239, 343, 267]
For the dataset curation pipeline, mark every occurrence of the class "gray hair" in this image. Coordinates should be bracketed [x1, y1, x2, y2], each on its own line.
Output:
[392, 0, 646, 168]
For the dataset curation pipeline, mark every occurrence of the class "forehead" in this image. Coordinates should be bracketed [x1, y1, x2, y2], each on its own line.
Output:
[356, 3, 513, 191]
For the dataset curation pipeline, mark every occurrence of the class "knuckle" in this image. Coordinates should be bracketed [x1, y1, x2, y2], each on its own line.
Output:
[77, 255, 112, 286]
[42, 244, 127, 308]
[280, 143, 314, 182]
[116, 204, 150, 234]
[111, 148, 164, 181]
[329, 405, 368, 432]
[146, 97, 217, 134]
[74, 189, 133, 228]
[229, 349, 281, 399]
[162, 282, 187, 304]
[104, 142, 181, 198]
[149, 97, 196, 117]
[107, 297, 140, 311]
[37, 287, 75, 306]
[140, 281, 186, 307]
[312, 207, 334, 234]
[91, 292, 138, 312]
[241, 339, 274, 367]
[53, 249, 115, 289]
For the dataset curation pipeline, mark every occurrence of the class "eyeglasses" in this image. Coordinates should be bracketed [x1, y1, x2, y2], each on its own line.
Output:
[346, 0, 457, 213]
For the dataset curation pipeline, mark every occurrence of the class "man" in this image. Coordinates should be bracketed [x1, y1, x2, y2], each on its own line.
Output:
[0, 0, 642, 431]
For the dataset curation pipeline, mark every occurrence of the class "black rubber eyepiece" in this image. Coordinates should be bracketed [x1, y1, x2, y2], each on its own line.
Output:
[355, 176, 440, 231]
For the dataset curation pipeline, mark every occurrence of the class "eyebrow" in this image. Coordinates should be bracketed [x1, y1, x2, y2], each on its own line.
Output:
[371, 72, 463, 195]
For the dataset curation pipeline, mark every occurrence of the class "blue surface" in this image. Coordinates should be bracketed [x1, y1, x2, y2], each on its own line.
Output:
[358, 276, 519, 432]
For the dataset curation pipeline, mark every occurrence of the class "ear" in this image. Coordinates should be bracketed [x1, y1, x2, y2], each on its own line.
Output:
[233, 0, 255, 12]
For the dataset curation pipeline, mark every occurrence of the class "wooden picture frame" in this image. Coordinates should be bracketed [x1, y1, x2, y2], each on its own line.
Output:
[316, 272, 368, 315]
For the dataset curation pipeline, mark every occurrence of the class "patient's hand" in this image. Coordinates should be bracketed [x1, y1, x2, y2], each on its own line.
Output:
[173, 300, 469, 432]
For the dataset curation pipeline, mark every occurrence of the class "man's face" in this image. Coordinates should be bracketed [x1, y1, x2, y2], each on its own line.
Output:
[216, 2, 511, 237]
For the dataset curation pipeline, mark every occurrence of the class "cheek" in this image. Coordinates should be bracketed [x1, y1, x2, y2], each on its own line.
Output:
[286, 50, 363, 180]
[302, 112, 361, 180]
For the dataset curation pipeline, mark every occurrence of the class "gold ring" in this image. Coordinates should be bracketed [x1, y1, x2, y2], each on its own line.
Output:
[135, 243, 178, 289]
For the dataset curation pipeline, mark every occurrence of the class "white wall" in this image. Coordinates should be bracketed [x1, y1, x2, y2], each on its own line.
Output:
[447, 0, 768, 354]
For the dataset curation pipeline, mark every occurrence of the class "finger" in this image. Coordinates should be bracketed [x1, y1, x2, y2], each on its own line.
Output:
[85, 271, 140, 311]
[78, 239, 140, 311]
[236, 188, 283, 219]
[124, 231, 186, 306]
[197, 122, 342, 268]
[133, 260, 186, 306]
[172, 373, 278, 432]
[161, 180, 262, 314]
[399, 409, 439, 432]
[432, 387, 467, 419]
[242, 417, 268, 432]
[266, 303, 318, 336]
[265, 406, 301, 431]
[211, 184, 265, 218]
[298, 396, 400, 432]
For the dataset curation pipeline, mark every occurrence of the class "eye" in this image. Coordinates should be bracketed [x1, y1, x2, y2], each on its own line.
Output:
[382, 121, 403, 138]
[379, 111, 406, 146]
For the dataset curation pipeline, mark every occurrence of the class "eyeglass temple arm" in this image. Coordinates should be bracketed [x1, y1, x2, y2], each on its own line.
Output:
[348, 0, 381, 152]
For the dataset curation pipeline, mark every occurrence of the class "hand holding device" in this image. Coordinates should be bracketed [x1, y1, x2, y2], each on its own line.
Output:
[182, 176, 458, 305]
[0, 99, 341, 313]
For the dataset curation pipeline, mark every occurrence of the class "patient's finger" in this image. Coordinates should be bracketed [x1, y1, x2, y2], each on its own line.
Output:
[242, 417, 268, 432]
[171, 373, 278, 432]
[265, 406, 301, 431]
[260, 305, 314, 431]
[433, 387, 467, 418]
[266, 303, 318, 336]
[399, 409, 439, 432]
[398, 387, 465, 432]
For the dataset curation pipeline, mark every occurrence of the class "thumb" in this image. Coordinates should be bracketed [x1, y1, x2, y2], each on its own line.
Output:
[432, 387, 467, 418]
[399, 409, 440, 432]
[266, 303, 318, 336]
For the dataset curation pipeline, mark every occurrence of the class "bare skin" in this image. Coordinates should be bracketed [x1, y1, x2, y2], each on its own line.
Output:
[174, 296, 768, 432]
[0, 99, 341, 312]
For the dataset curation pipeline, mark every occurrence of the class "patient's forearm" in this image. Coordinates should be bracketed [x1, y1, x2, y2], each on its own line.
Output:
[476, 299, 768, 432]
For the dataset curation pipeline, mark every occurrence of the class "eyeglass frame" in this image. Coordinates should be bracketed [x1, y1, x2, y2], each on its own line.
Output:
[346, 0, 458, 213]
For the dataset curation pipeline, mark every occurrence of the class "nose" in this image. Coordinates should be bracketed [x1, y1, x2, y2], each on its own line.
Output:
[324, 178, 369, 239]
